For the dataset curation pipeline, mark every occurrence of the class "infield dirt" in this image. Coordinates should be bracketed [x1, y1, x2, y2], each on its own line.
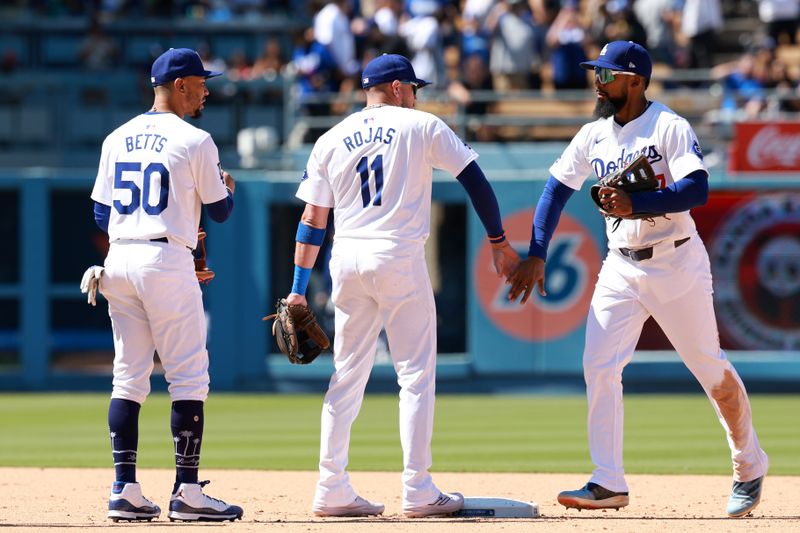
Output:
[1, 468, 797, 532]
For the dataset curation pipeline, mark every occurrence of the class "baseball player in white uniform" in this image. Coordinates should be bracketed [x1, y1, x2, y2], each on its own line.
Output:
[507, 41, 768, 518]
[83, 48, 242, 522]
[284, 54, 519, 517]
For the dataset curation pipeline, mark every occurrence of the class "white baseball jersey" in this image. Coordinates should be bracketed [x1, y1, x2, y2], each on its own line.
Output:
[563, 100, 769, 494]
[550, 101, 707, 249]
[91, 112, 228, 250]
[300, 104, 476, 510]
[296, 105, 477, 248]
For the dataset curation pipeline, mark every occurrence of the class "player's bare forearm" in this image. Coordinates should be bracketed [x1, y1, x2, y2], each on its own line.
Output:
[300, 203, 329, 229]
[491, 240, 520, 279]
[508, 256, 546, 304]
[294, 242, 321, 269]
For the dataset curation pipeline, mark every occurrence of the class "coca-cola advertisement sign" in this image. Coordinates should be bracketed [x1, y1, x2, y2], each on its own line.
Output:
[729, 122, 800, 172]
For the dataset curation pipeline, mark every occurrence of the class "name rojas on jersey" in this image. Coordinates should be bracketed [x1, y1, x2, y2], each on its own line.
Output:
[342, 119, 397, 152]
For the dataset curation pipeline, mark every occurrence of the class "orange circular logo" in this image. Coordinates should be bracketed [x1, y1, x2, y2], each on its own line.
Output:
[475, 210, 601, 341]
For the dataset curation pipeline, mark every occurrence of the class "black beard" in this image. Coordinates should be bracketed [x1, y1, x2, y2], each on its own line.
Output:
[593, 93, 627, 118]
[190, 109, 203, 119]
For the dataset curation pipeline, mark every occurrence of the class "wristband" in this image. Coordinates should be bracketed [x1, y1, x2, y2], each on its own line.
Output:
[291, 265, 312, 296]
[296, 221, 326, 246]
[489, 233, 506, 249]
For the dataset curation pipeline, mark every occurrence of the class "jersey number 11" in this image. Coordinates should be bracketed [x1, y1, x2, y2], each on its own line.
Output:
[357, 155, 383, 208]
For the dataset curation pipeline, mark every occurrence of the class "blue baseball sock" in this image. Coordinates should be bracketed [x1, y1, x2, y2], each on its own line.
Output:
[171, 400, 204, 494]
[108, 398, 141, 484]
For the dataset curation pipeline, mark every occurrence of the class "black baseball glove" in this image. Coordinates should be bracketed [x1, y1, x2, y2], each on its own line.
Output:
[590, 153, 665, 229]
[262, 298, 330, 364]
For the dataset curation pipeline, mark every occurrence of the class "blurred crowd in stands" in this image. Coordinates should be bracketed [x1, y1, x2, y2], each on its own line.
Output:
[4, 0, 294, 20]
[3, 0, 800, 134]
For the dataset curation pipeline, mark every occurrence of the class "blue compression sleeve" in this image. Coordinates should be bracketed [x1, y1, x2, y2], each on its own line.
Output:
[629, 169, 708, 214]
[455, 161, 504, 238]
[528, 176, 575, 260]
[205, 192, 234, 223]
[94, 201, 110, 233]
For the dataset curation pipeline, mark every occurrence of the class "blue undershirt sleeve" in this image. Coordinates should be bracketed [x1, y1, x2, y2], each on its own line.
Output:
[454, 161, 504, 237]
[93, 201, 110, 233]
[528, 176, 575, 260]
[205, 192, 234, 223]
[630, 169, 708, 214]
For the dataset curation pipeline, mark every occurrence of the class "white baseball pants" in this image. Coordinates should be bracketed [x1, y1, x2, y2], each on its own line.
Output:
[101, 241, 210, 405]
[583, 234, 769, 492]
[313, 240, 441, 509]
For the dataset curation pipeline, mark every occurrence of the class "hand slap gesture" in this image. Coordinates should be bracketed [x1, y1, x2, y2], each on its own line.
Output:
[507, 256, 546, 304]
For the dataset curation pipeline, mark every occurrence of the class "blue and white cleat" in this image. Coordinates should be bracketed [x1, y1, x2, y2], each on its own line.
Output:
[557, 482, 629, 511]
[168, 480, 243, 522]
[727, 476, 764, 517]
[107, 481, 161, 522]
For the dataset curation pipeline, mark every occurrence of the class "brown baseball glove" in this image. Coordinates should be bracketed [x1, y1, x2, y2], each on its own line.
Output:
[262, 298, 330, 364]
[194, 230, 215, 284]
[590, 153, 665, 229]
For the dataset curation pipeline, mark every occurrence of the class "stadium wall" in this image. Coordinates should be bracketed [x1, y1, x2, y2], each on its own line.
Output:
[1, 144, 798, 392]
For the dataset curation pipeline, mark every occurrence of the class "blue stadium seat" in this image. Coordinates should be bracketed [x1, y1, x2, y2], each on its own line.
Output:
[194, 108, 235, 146]
[242, 106, 282, 130]
[41, 35, 82, 67]
[214, 35, 252, 62]
[68, 107, 111, 145]
[18, 106, 51, 143]
[111, 108, 145, 130]
[124, 36, 166, 66]
[0, 34, 29, 67]
[0, 108, 13, 142]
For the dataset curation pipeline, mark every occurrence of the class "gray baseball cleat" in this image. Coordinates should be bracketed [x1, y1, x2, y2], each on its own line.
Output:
[313, 495, 385, 517]
[168, 480, 243, 522]
[558, 482, 629, 511]
[727, 476, 764, 517]
[404, 491, 464, 518]
[107, 481, 161, 522]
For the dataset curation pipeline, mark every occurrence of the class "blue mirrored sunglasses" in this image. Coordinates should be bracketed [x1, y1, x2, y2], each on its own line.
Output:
[594, 67, 637, 84]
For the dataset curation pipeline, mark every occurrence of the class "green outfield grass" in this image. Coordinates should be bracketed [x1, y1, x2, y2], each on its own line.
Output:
[0, 393, 796, 475]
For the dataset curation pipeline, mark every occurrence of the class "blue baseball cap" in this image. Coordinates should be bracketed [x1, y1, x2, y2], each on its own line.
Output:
[580, 41, 652, 79]
[361, 54, 430, 89]
[150, 48, 223, 87]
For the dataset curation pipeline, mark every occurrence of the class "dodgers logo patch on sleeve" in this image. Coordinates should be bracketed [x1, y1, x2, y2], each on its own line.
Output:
[692, 140, 704, 160]
[301, 169, 309, 181]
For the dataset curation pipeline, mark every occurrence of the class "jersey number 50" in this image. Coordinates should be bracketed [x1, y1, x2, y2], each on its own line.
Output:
[113, 161, 170, 215]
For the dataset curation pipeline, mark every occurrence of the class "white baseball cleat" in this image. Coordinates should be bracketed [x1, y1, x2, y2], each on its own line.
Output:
[107, 481, 161, 522]
[404, 491, 464, 518]
[167, 480, 243, 522]
[313, 495, 385, 517]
